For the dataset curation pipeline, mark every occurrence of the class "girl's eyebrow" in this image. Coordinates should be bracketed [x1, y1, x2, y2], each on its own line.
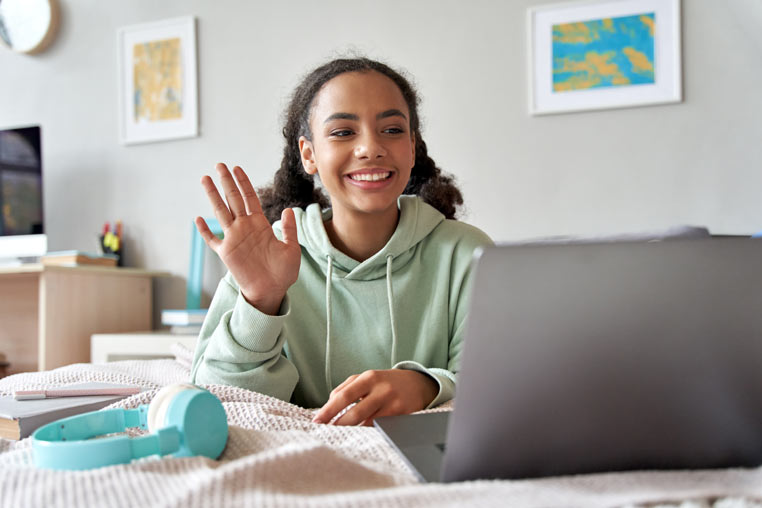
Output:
[323, 109, 408, 123]
[324, 112, 358, 123]
[377, 109, 407, 121]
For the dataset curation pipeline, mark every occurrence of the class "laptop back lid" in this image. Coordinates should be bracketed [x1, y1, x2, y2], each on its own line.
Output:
[442, 239, 762, 481]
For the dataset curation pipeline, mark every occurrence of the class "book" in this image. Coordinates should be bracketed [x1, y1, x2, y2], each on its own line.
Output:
[161, 309, 208, 326]
[41, 251, 119, 267]
[0, 382, 140, 440]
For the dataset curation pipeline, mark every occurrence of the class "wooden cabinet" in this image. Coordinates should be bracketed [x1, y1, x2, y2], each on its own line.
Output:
[0, 264, 166, 374]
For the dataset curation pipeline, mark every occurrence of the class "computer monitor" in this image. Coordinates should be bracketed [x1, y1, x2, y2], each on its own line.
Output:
[0, 126, 46, 265]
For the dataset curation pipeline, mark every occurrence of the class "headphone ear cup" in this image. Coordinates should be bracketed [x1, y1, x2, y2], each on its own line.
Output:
[166, 388, 228, 459]
[147, 383, 198, 432]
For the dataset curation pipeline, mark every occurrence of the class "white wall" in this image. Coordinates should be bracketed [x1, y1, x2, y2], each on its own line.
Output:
[2, 0, 761, 318]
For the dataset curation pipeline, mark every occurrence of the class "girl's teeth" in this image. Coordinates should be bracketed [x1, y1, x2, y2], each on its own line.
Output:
[350, 172, 390, 181]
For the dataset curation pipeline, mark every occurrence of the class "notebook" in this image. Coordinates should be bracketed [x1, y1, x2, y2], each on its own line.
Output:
[0, 382, 140, 440]
[375, 238, 762, 482]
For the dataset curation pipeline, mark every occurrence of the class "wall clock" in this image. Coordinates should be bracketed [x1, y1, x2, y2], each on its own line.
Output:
[0, 0, 60, 54]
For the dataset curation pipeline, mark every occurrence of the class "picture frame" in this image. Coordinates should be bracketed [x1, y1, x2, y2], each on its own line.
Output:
[528, 0, 681, 115]
[117, 16, 198, 144]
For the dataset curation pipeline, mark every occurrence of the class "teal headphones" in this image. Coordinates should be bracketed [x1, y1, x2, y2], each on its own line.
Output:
[32, 383, 228, 470]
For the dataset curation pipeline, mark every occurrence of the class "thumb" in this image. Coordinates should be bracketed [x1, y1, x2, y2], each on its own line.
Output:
[194, 216, 222, 252]
[280, 207, 299, 248]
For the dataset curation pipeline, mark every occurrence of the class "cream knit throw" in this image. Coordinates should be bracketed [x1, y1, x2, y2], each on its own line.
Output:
[0, 344, 760, 508]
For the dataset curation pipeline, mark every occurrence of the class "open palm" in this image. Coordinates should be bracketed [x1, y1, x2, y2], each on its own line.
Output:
[195, 163, 300, 315]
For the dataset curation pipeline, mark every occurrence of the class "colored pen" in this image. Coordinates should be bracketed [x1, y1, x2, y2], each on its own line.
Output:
[14, 387, 141, 400]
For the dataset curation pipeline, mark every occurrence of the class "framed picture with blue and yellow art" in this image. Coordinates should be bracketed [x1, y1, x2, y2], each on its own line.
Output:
[118, 17, 198, 144]
[528, 0, 681, 115]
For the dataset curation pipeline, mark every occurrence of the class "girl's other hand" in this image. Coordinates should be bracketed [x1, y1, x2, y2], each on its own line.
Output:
[196, 163, 300, 315]
[311, 369, 439, 426]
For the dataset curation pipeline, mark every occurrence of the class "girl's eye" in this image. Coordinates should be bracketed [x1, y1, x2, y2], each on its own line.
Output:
[330, 129, 354, 137]
[383, 127, 405, 135]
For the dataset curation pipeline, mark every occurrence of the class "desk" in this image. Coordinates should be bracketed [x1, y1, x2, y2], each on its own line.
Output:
[0, 264, 166, 374]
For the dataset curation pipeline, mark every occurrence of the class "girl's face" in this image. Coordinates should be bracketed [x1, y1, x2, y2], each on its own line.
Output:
[299, 71, 415, 222]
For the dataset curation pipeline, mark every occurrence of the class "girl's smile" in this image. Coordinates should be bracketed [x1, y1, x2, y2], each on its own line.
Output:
[345, 167, 395, 187]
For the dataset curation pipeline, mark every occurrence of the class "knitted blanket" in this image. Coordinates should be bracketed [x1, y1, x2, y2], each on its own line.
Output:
[0, 344, 760, 508]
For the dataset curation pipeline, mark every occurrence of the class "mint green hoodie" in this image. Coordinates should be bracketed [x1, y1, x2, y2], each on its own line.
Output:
[190, 195, 493, 408]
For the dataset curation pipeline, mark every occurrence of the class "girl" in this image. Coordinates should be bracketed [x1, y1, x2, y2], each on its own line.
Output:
[190, 57, 492, 426]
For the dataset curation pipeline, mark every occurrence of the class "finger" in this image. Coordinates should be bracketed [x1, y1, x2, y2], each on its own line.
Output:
[330, 374, 359, 398]
[280, 208, 299, 247]
[334, 395, 383, 427]
[358, 402, 401, 427]
[313, 377, 370, 424]
[232, 165, 264, 216]
[360, 408, 384, 427]
[200, 174, 233, 228]
[216, 162, 247, 218]
[194, 217, 222, 251]
[314, 375, 358, 422]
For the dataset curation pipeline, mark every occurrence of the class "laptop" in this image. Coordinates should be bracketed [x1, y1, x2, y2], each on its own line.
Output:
[374, 239, 762, 482]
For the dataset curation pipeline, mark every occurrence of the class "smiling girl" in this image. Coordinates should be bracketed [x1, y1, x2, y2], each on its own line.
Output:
[190, 58, 492, 426]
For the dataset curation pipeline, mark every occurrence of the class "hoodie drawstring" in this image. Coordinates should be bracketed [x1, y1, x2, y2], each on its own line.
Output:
[386, 255, 398, 368]
[324, 255, 333, 392]
[323, 254, 398, 394]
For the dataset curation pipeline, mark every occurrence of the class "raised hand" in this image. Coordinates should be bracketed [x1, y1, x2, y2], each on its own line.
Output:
[311, 369, 439, 426]
[196, 163, 300, 315]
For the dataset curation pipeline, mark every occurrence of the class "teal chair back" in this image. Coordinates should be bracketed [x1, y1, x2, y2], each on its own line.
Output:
[187, 218, 223, 310]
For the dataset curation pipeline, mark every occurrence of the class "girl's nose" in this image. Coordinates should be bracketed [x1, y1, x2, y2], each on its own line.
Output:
[354, 133, 387, 160]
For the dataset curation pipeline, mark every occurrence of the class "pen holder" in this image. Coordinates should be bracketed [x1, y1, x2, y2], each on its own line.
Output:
[100, 232, 123, 266]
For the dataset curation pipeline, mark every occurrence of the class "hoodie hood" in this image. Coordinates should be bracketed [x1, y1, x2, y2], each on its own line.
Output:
[275, 195, 445, 280]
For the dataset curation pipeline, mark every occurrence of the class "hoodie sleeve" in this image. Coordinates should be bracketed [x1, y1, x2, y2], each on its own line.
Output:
[391, 361, 455, 409]
[393, 226, 493, 409]
[190, 272, 299, 401]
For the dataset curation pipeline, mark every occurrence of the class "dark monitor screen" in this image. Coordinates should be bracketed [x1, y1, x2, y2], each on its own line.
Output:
[0, 126, 43, 237]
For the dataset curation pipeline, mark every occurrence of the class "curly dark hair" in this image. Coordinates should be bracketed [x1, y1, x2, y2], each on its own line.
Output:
[258, 57, 464, 224]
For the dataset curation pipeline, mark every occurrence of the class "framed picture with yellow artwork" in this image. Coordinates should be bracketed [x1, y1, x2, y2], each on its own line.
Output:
[528, 0, 681, 115]
[118, 16, 198, 144]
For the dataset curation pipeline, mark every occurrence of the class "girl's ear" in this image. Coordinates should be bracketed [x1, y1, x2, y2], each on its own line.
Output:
[299, 136, 318, 175]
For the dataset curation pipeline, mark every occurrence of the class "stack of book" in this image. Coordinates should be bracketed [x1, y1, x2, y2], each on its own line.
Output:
[161, 308, 208, 335]
[41, 251, 119, 267]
